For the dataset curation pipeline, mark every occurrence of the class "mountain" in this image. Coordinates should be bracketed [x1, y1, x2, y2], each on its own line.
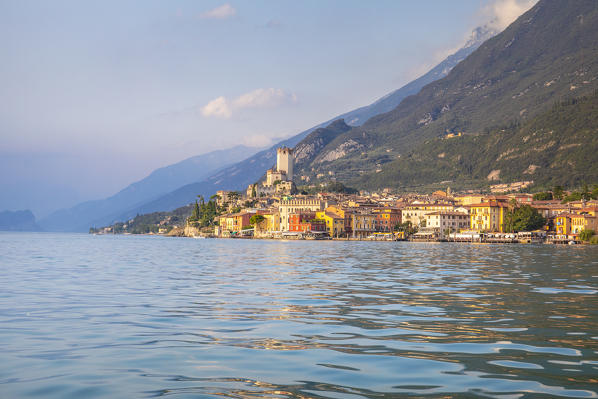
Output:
[85, 25, 497, 228]
[294, 119, 353, 167]
[0, 210, 41, 231]
[39, 145, 261, 232]
[294, 0, 598, 189]
[339, 26, 497, 126]
[356, 91, 598, 191]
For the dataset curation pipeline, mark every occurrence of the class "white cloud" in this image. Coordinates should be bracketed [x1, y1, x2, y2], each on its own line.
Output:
[200, 96, 232, 119]
[232, 88, 297, 109]
[201, 88, 297, 119]
[483, 0, 538, 32]
[242, 134, 274, 148]
[200, 4, 236, 19]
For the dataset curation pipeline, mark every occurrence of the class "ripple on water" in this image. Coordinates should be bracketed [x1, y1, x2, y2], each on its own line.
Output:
[0, 234, 597, 398]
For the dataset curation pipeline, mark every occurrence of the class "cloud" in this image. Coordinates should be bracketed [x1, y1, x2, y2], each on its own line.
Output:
[200, 4, 236, 19]
[232, 88, 297, 109]
[483, 0, 538, 32]
[242, 134, 275, 148]
[201, 88, 297, 119]
[200, 96, 232, 119]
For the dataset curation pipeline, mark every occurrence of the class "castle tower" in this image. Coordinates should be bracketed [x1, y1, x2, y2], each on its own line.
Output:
[276, 147, 294, 181]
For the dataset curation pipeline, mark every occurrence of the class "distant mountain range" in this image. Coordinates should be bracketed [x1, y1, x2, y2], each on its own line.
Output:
[293, 0, 598, 191]
[39, 21, 498, 232]
[0, 210, 41, 231]
[39, 145, 261, 232]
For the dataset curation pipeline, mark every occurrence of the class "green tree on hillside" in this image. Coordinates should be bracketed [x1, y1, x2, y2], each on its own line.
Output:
[553, 185, 564, 200]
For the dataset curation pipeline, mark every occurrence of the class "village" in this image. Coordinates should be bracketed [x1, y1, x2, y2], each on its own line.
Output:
[177, 147, 598, 245]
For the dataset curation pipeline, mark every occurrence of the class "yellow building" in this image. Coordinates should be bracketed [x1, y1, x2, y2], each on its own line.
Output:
[470, 201, 508, 232]
[556, 211, 598, 236]
[316, 211, 345, 237]
[571, 214, 597, 234]
[555, 214, 572, 235]
[351, 213, 376, 238]
[454, 194, 486, 206]
[262, 213, 281, 232]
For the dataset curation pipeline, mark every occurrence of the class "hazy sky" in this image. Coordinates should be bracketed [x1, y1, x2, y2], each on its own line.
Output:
[0, 0, 535, 217]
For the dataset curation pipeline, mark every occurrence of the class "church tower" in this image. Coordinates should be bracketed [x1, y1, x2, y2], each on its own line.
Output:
[276, 147, 294, 181]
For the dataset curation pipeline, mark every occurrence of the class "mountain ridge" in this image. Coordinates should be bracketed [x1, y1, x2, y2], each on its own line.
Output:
[39, 145, 262, 232]
[294, 0, 598, 188]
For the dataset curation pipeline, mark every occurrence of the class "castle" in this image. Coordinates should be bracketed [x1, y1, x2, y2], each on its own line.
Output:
[247, 147, 296, 197]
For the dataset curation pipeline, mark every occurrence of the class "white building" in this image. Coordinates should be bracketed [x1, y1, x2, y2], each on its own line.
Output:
[279, 197, 325, 231]
[425, 211, 469, 237]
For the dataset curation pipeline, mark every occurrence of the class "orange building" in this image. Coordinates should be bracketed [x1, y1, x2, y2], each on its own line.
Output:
[288, 212, 327, 233]
[372, 207, 401, 232]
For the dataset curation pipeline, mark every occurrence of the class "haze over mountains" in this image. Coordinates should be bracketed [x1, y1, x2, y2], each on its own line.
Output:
[39, 145, 261, 232]
[37, 22, 496, 232]
[34, 0, 598, 232]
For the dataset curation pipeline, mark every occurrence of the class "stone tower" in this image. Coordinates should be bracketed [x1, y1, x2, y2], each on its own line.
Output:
[276, 147, 294, 181]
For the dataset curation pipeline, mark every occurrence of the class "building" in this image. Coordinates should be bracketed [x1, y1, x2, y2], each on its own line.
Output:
[288, 212, 326, 233]
[265, 169, 287, 187]
[556, 213, 598, 236]
[372, 207, 401, 232]
[454, 194, 485, 206]
[425, 211, 469, 238]
[316, 210, 345, 237]
[276, 147, 294, 181]
[254, 211, 281, 237]
[470, 201, 509, 232]
[275, 180, 296, 195]
[326, 205, 353, 237]
[217, 211, 256, 236]
[279, 197, 325, 231]
[351, 212, 377, 238]
[555, 213, 573, 235]
[401, 203, 455, 227]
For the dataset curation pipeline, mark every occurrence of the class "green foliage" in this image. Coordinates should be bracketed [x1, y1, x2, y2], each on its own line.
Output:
[350, 92, 598, 191]
[395, 221, 416, 235]
[249, 214, 265, 226]
[579, 229, 595, 241]
[505, 204, 546, 232]
[94, 204, 194, 234]
[533, 192, 553, 201]
[292, 3, 598, 192]
[553, 185, 564, 200]
[589, 235, 598, 244]
[563, 192, 583, 203]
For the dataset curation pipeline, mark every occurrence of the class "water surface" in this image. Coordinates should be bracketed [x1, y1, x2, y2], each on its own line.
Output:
[1, 233, 597, 398]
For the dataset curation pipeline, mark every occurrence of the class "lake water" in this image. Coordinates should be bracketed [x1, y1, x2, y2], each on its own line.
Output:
[1, 233, 597, 398]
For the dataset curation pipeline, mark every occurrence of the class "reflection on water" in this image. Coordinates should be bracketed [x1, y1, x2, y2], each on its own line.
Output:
[0, 233, 597, 398]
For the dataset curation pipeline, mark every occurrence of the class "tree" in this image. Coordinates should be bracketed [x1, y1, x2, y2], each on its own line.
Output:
[503, 198, 518, 233]
[579, 229, 595, 241]
[553, 185, 564, 200]
[533, 192, 553, 201]
[581, 184, 591, 200]
[512, 205, 545, 232]
[249, 214, 265, 226]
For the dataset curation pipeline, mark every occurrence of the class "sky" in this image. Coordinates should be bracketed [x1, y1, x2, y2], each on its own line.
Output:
[0, 0, 536, 217]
